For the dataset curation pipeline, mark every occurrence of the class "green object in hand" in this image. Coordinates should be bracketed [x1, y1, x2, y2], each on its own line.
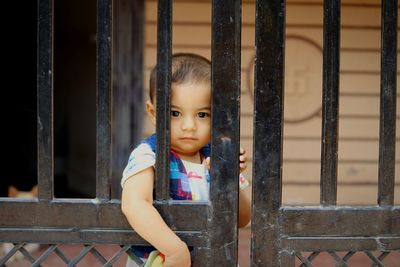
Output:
[143, 250, 164, 267]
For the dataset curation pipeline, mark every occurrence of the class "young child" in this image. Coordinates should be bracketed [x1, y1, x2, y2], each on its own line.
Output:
[121, 53, 251, 267]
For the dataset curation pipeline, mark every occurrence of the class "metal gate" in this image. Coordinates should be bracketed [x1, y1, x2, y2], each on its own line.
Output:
[251, 0, 399, 266]
[0, 0, 399, 266]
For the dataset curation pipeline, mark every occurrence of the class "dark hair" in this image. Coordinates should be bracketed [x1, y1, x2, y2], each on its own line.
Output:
[149, 53, 211, 103]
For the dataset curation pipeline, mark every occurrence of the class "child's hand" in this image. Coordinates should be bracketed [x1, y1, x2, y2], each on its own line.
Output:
[163, 241, 191, 267]
[202, 147, 247, 173]
[239, 147, 247, 173]
[202, 157, 211, 170]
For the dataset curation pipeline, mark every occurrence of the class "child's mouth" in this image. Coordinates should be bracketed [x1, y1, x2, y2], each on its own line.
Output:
[180, 137, 197, 141]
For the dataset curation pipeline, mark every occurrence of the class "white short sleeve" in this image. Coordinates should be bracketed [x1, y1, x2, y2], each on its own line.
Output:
[121, 143, 155, 187]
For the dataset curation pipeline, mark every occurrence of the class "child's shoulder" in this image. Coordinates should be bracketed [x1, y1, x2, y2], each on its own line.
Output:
[121, 137, 156, 186]
[132, 140, 154, 158]
[142, 134, 156, 152]
[126, 134, 158, 167]
[129, 134, 156, 154]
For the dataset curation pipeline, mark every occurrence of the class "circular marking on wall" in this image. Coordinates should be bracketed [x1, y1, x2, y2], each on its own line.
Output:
[246, 36, 323, 123]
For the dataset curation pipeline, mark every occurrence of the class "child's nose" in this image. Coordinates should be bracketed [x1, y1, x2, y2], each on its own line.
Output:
[182, 117, 196, 130]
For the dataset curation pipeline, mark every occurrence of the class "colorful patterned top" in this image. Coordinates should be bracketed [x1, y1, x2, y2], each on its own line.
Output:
[122, 134, 211, 200]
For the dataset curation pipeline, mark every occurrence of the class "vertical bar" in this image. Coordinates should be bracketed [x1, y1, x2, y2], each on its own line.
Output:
[155, 0, 172, 200]
[378, 0, 397, 206]
[191, 247, 209, 267]
[251, 0, 285, 266]
[281, 251, 295, 267]
[96, 0, 113, 200]
[37, 0, 54, 201]
[209, 0, 241, 265]
[320, 0, 340, 206]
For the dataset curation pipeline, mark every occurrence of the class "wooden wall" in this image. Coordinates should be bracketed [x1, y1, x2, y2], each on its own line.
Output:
[141, 0, 399, 205]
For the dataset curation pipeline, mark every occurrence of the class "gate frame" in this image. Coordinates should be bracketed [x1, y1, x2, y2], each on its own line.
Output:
[0, 1, 399, 267]
[251, 0, 399, 266]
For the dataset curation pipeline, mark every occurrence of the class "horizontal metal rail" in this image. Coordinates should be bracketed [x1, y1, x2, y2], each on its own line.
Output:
[281, 206, 400, 236]
[0, 199, 209, 231]
[283, 237, 400, 251]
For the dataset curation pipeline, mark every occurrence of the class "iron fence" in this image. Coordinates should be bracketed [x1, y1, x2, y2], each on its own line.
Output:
[0, 0, 398, 266]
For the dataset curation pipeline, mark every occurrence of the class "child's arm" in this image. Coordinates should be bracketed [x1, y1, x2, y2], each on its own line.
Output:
[238, 182, 251, 227]
[121, 167, 191, 267]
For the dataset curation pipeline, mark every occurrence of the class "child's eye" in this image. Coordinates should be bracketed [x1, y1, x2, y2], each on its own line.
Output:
[197, 112, 210, 118]
[171, 110, 181, 117]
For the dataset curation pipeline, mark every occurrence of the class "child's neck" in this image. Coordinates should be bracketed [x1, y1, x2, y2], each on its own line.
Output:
[176, 151, 201, 164]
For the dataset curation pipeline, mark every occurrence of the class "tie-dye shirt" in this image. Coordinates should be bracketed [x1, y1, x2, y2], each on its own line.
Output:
[121, 134, 211, 200]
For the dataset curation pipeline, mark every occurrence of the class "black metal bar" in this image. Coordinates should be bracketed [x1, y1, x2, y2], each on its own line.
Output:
[328, 251, 348, 266]
[191, 247, 209, 267]
[283, 237, 400, 251]
[378, 0, 397, 206]
[320, 0, 341, 206]
[68, 245, 93, 266]
[364, 251, 385, 267]
[251, 0, 285, 266]
[104, 245, 131, 266]
[209, 0, 241, 266]
[342, 251, 356, 262]
[54, 246, 70, 264]
[89, 247, 107, 265]
[155, 0, 172, 200]
[0, 228, 208, 247]
[295, 253, 313, 267]
[0, 200, 208, 230]
[33, 245, 57, 266]
[96, 0, 113, 200]
[378, 251, 390, 261]
[19, 246, 36, 264]
[281, 206, 400, 236]
[281, 251, 295, 267]
[37, 0, 54, 201]
[299, 252, 320, 267]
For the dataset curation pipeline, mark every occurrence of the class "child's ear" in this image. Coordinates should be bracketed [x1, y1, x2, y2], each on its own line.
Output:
[146, 100, 156, 125]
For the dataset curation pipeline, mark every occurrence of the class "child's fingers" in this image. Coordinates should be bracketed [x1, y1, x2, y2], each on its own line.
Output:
[240, 148, 247, 163]
[202, 157, 211, 170]
[204, 155, 245, 171]
[240, 161, 247, 171]
[239, 147, 247, 173]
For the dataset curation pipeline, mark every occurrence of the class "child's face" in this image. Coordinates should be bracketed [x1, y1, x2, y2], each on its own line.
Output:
[169, 82, 211, 158]
[146, 81, 211, 159]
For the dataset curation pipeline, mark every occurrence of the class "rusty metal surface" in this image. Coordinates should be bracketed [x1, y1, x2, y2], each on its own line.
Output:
[155, 0, 172, 201]
[208, 0, 242, 265]
[320, 0, 340, 206]
[96, 0, 113, 201]
[37, 0, 53, 202]
[251, 0, 285, 265]
[378, 0, 398, 206]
